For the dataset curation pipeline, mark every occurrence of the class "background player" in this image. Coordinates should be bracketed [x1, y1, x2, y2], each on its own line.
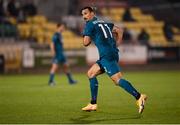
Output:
[81, 7, 147, 114]
[48, 23, 77, 86]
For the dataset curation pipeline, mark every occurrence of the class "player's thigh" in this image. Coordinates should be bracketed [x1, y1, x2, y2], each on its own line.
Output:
[87, 63, 103, 78]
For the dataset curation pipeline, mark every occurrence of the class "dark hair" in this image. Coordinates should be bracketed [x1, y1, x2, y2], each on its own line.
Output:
[57, 22, 66, 28]
[81, 6, 95, 13]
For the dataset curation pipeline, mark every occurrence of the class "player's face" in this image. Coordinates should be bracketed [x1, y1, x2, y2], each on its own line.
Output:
[58, 25, 65, 32]
[60, 25, 65, 31]
[81, 9, 94, 21]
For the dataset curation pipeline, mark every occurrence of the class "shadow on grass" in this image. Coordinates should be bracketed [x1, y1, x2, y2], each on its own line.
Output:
[70, 111, 141, 124]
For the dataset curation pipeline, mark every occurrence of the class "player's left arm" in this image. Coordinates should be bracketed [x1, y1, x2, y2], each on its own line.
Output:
[112, 26, 123, 46]
[83, 36, 92, 47]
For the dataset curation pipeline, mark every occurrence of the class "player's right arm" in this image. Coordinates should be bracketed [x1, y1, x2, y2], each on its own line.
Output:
[50, 35, 57, 56]
[82, 22, 94, 47]
[50, 42, 55, 56]
[83, 36, 91, 46]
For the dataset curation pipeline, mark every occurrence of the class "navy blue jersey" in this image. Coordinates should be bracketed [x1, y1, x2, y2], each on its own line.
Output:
[83, 17, 119, 59]
[52, 32, 65, 58]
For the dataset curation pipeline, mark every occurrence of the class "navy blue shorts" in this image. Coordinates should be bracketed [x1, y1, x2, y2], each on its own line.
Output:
[52, 55, 67, 64]
[96, 54, 121, 77]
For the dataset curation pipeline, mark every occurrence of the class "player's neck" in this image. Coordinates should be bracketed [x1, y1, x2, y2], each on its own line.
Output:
[57, 30, 62, 33]
[87, 16, 96, 22]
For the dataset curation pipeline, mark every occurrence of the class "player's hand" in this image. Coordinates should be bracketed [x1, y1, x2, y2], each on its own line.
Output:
[112, 31, 118, 40]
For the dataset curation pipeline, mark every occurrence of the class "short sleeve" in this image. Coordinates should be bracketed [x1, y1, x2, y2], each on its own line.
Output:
[83, 22, 94, 38]
[52, 34, 58, 44]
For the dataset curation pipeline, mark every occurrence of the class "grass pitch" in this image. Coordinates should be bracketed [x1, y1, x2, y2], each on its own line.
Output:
[0, 71, 180, 124]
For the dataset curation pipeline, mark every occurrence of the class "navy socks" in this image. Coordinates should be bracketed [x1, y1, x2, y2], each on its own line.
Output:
[118, 79, 140, 100]
[66, 73, 75, 83]
[89, 77, 98, 104]
[49, 73, 55, 83]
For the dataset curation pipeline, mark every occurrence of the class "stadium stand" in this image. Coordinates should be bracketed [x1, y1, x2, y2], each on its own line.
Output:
[1, 0, 179, 49]
[0, 43, 22, 73]
[101, 7, 180, 46]
[0, 0, 179, 74]
[16, 15, 83, 49]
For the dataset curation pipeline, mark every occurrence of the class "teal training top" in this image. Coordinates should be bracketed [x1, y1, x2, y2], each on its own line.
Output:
[83, 17, 119, 59]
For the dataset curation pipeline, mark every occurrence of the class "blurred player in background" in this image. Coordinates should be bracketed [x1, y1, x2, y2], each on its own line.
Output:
[48, 23, 77, 86]
[81, 7, 147, 113]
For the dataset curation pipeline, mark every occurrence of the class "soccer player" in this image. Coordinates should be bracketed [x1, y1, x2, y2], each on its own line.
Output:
[48, 23, 77, 86]
[81, 7, 147, 114]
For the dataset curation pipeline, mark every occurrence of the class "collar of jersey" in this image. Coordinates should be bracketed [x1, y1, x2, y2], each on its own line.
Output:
[87, 17, 97, 23]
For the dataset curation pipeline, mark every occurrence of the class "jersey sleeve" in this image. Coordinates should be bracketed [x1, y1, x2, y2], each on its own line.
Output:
[52, 34, 58, 44]
[82, 22, 94, 38]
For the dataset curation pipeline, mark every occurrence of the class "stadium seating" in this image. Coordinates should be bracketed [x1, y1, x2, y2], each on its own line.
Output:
[101, 7, 180, 46]
[14, 7, 180, 48]
[0, 44, 22, 73]
[17, 23, 31, 38]
[16, 15, 83, 49]
[0, 23, 17, 37]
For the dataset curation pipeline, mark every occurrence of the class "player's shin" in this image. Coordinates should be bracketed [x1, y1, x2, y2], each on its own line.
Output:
[49, 73, 55, 83]
[66, 72, 76, 84]
[89, 77, 98, 104]
[118, 79, 140, 100]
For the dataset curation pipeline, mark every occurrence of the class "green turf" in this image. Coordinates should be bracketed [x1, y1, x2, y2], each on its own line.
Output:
[0, 71, 180, 124]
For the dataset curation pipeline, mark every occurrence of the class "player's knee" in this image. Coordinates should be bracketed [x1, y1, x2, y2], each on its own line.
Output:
[111, 73, 123, 85]
[112, 78, 119, 85]
[87, 70, 95, 78]
[51, 65, 56, 71]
